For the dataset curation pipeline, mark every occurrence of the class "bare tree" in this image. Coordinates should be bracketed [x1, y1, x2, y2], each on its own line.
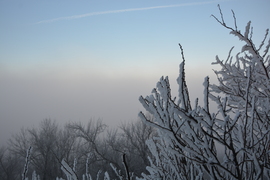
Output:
[6, 117, 155, 179]
[67, 119, 117, 178]
[139, 7, 270, 180]
[27, 119, 61, 180]
[68, 118, 154, 179]
[7, 119, 78, 180]
[8, 128, 31, 159]
[119, 118, 155, 176]
[0, 147, 22, 180]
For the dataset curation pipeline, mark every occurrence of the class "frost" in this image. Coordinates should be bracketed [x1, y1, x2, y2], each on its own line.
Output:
[61, 159, 78, 180]
[139, 8, 270, 180]
[103, 172, 110, 180]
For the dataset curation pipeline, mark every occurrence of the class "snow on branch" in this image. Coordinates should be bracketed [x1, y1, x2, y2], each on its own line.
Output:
[22, 146, 32, 180]
[61, 159, 78, 180]
[139, 6, 270, 180]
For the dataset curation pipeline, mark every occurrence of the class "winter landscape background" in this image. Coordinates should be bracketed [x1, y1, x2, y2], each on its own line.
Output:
[1, 0, 269, 146]
[1, 0, 270, 179]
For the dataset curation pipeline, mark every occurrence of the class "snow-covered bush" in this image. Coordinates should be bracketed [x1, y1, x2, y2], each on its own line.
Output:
[139, 7, 270, 180]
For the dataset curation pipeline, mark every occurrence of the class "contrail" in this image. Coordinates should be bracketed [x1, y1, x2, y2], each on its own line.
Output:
[36, 0, 229, 24]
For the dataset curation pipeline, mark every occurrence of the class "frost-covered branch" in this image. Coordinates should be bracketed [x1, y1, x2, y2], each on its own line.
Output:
[139, 6, 270, 180]
[61, 159, 78, 180]
[22, 146, 32, 180]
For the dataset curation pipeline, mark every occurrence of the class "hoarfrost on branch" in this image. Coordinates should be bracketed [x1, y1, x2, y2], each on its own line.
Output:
[139, 7, 270, 180]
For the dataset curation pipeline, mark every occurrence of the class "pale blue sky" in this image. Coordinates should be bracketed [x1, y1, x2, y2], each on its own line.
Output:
[0, 0, 269, 145]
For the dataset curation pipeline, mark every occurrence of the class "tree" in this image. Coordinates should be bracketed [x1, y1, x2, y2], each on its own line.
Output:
[119, 118, 156, 176]
[0, 147, 22, 180]
[139, 7, 270, 180]
[67, 119, 117, 179]
[28, 119, 60, 179]
[6, 117, 155, 179]
[8, 119, 78, 180]
[67, 118, 155, 179]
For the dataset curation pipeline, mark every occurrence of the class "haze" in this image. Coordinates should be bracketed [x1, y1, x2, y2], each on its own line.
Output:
[1, 0, 269, 145]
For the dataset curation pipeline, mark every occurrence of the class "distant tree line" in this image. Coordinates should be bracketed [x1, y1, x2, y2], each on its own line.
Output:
[0, 117, 155, 180]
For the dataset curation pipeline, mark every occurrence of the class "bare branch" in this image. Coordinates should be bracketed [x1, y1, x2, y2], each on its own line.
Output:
[231, 10, 238, 31]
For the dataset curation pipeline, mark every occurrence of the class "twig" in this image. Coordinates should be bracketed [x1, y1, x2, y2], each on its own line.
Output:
[231, 10, 238, 31]
[122, 153, 131, 180]
[22, 146, 32, 180]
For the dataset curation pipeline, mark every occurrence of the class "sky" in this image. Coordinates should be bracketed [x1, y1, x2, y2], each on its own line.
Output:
[0, 0, 270, 145]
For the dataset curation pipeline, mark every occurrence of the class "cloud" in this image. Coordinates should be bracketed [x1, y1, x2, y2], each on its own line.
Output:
[36, 0, 229, 24]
